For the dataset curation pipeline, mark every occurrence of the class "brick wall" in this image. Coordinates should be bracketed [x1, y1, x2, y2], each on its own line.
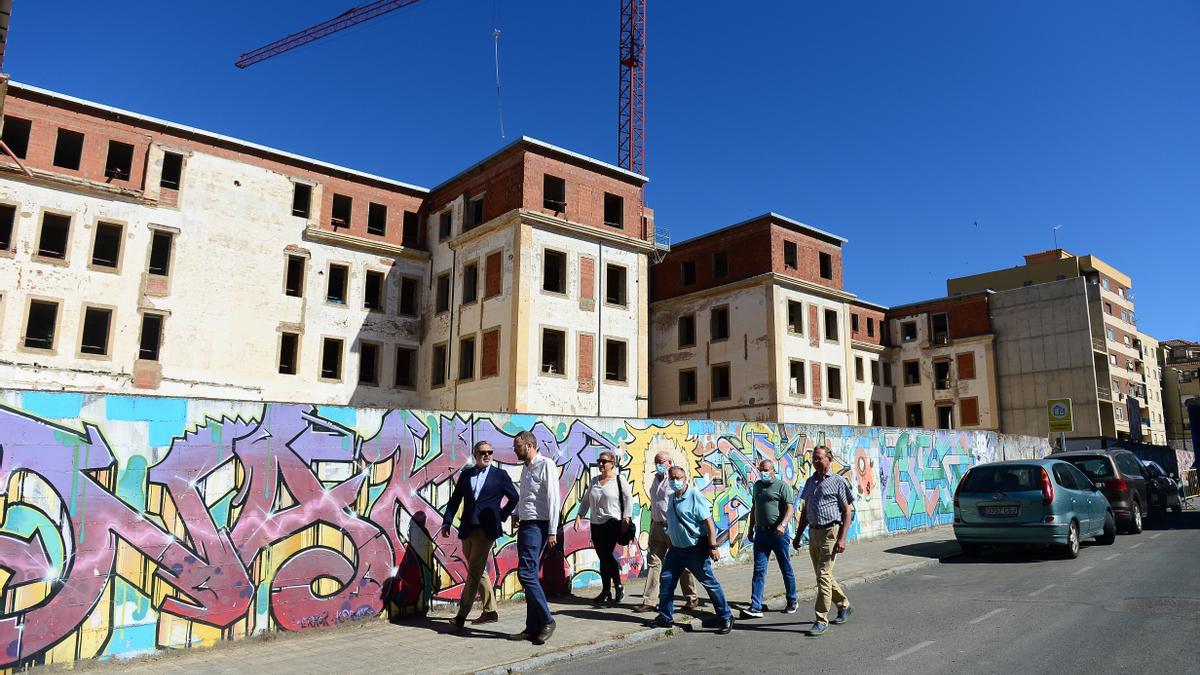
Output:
[770, 223, 844, 291]
[651, 221, 773, 301]
[523, 151, 646, 241]
[850, 303, 887, 346]
[887, 293, 991, 340]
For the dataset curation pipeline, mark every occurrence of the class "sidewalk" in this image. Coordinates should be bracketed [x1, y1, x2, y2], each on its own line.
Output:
[77, 527, 959, 675]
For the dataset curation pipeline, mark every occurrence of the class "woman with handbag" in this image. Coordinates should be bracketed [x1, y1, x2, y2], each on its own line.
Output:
[574, 450, 635, 606]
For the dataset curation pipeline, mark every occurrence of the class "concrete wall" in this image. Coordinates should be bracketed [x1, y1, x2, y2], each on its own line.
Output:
[0, 388, 1050, 669]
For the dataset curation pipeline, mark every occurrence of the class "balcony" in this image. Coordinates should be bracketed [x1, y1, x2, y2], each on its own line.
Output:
[1097, 384, 1112, 401]
[1092, 336, 1107, 353]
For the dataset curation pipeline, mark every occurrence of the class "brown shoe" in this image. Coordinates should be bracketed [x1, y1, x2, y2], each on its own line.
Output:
[632, 604, 655, 613]
[472, 611, 499, 625]
[683, 598, 701, 610]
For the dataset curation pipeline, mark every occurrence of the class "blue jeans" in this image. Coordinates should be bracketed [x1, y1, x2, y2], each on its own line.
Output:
[656, 544, 732, 622]
[749, 528, 796, 610]
[517, 521, 554, 633]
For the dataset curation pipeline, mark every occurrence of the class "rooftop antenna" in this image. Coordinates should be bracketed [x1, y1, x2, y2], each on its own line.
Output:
[1052, 223, 1062, 250]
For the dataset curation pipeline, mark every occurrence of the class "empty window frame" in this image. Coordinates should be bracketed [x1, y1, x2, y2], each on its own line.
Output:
[438, 211, 452, 240]
[818, 251, 833, 280]
[543, 249, 566, 293]
[1, 116, 31, 159]
[826, 365, 842, 400]
[104, 141, 134, 180]
[394, 346, 416, 388]
[710, 306, 730, 341]
[364, 270, 385, 311]
[399, 277, 419, 316]
[541, 328, 566, 375]
[367, 202, 388, 236]
[885, 404, 896, 426]
[285, 255, 306, 297]
[851, 313, 860, 333]
[37, 212, 71, 259]
[867, 317, 875, 337]
[712, 251, 728, 278]
[711, 363, 732, 401]
[933, 360, 952, 390]
[91, 221, 123, 269]
[783, 241, 798, 270]
[160, 152, 184, 190]
[789, 359, 806, 395]
[466, 196, 484, 230]
[787, 300, 803, 334]
[605, 264, 627, 306]
[543, 175, 566, 211]
[883, 362, 894, 387]
[872, 402, 882, 426]
[824, 308, 839, 342]
[869, 359, 880, 384]
[603, 193, 623, 227]
[0, 204, 14, 251]
[930, 312, 949, 345]
[24, 299, 59, 350]
[901, 321, 917, 342]
[292, 183, 312, 218]
[359, 341, 381, 385]
[320, 337, 343, 380]
[147, 230, 173, 276]
[402, 210, 420, 245]
[79, 306, 113, 356]
[680, 260, 696, 286]
[936, 405, 954, 430]
[855, 356, 865, 382]
[459, 336, 476, 380]
[53, 129, 85, 170]
[331, 194, 352, 228]
[138, 313, 164, 361]
[278, 332, 299, 375]
[903, 360, 920, 386]
[906, 402, 923, 428]
[327, 264, 349, 305]
[605, 339, 627, 382]
[463, 263, 479, 304]
[435, 273, 451, 313]
[678, 314, 696, 348]
[857, 401, 867, 425]
[679, 369, 698, 404]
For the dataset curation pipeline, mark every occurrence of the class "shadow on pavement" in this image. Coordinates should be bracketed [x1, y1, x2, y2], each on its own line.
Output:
[1144, 507, 1200, 531]
[881, 540, 959, 559]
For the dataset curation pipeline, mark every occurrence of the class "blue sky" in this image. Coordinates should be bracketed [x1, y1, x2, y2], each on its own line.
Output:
[8, 1, 1198, 339]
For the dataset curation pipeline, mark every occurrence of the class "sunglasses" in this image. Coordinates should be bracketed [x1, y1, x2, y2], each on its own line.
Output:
[597, 459, 613, 465]
[476, 450, 494, 456]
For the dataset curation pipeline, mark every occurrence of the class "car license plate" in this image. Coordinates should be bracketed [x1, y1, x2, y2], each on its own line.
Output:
[980, 505, 1019, 517]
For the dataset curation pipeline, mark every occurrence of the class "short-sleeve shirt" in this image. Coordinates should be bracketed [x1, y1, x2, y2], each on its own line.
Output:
[800, 472, 854, 528]
[666, 487, 713, 548]
[752, 478, 794, 528]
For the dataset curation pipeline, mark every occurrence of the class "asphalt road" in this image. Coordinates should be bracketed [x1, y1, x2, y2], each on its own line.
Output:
[542, 507, 1200, 675]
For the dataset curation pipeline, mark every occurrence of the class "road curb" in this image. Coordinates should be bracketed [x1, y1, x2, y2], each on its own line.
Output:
[474, 554, 949, 674]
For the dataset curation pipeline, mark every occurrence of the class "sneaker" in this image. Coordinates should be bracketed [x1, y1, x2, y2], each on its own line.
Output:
[783, 601, 799, 615]
[808, 621, 829, 637]
[831, 605, 853, 625]
[739, 607, 764, 619]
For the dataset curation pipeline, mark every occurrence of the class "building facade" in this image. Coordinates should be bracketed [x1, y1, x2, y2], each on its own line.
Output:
[0, 83, 653, 415]
[1136, 332, 1167, 445]
[1161, 339, 1200, 451]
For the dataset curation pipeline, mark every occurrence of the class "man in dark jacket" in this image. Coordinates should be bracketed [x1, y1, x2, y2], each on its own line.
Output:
[440, 441, 519, 631]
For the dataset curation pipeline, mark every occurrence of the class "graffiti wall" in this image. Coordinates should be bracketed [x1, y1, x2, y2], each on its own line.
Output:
[0, 390, 1050, 668]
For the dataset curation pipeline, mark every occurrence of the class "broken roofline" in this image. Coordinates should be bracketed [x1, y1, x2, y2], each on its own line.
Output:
[426, 136, 649, 194]
[672, 212, 849, 250]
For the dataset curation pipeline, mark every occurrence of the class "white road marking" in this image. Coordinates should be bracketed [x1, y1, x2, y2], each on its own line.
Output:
[886, 641, 936, 661]
[968, 608, 1006, 625]
[1028, 584, 1055, 597]
[1130, 542, 1143, 549]
[1072, 565, 1093, 576]
[1151, 533, 1162, 539]
[1104, 554, 1120, 561]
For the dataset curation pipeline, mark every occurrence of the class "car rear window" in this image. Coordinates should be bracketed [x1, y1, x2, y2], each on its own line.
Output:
[961, 465, 1040, 492]
[1063, 456, 1115, 479]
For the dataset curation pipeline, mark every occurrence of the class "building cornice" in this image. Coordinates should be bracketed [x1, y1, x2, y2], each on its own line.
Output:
[0, 163, 154, 205]
[303, 226, 431, 261]
[651, 271, 856, 308]
[851, 340, 888, 354]
[518, 209, 657, 253]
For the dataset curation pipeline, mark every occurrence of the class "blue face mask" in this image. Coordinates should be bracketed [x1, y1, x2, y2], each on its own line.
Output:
[759, 473, 774, 483]
[670, 478, 686, 492]
[655, 464, 668, 476]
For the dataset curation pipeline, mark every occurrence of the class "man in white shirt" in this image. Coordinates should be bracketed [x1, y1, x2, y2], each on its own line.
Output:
[634, 451, 697, 612]
[507, 430, 561, 645]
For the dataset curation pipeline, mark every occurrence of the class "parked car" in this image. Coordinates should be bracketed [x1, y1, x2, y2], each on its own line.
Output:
[1055, 449, 1150, 534]
[954, 459, 1115, 559]
[1142, 460, 1183, 515]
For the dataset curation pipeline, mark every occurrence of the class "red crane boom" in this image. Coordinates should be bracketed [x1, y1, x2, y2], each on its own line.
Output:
[235, 0, 425, 69]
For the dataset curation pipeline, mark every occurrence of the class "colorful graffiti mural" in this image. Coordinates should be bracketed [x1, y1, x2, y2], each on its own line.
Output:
[0, 391, 1050, 668]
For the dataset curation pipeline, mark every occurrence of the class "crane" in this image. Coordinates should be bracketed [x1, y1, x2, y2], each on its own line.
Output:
[235, 0, 647, 178]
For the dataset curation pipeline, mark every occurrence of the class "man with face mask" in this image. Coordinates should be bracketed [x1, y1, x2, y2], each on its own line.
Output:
[633, 451, 697, 613]
[793, 445, 855, 637]
[647, 466, 733, 635]
[739, 458, 797, 619]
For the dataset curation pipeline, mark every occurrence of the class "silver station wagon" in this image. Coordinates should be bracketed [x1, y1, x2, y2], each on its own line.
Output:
[953, 459, 1116, 559]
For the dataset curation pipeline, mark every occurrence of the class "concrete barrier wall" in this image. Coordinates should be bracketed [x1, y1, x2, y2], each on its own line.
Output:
[0, 390, 1050, 667]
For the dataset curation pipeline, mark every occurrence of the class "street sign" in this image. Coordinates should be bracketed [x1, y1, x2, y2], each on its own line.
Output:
[1048, 398, 1073, 433]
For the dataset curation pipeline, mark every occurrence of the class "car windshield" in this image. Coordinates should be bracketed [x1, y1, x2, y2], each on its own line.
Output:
[1063, 457, 1115, 479]
[961, 465, 1040, 492]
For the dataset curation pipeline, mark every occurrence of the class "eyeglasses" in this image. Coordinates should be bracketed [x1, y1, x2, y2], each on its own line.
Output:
[476, 450, 494, 457]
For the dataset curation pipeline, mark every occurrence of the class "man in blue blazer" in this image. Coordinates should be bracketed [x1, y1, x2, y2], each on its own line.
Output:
[440, 440, 519, 630]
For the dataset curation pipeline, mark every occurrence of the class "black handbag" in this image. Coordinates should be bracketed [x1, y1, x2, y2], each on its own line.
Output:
[616, 476, 636, 545]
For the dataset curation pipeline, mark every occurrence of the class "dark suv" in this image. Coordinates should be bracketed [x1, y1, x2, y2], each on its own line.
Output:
[1055, 450, 1150, 534]
[1142, 460, 1184, 515]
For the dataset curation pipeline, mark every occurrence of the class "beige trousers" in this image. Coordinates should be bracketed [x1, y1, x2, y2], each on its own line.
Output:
[642, 521, 696, 603]
[808, 525, 848, 623]
[457, 529, 497, 617]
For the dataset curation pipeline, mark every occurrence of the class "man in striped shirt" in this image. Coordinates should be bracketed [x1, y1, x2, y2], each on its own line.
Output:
[793, 445, 854, 637]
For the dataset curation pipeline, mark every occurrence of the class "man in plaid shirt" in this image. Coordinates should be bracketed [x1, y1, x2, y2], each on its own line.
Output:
[793, 445, 854, 637]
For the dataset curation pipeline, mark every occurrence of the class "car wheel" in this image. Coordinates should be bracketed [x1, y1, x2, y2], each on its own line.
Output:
[1096, 511, 1116, 545]
[959, 542, 984, 557]
[1127, 501, 1143, 534]
[1061, 521, 1080, 559]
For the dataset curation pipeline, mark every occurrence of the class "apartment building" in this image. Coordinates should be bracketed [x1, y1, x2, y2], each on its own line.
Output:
[648, 213, 879, 424]
[849, 300, 893, 426]
[1136, 332, 1167, 445]
[0, 82, 653, 415]
[1161, 339, 1200, 451]
[884, 292, 999, 431]
[950, 251, 1153, 443]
